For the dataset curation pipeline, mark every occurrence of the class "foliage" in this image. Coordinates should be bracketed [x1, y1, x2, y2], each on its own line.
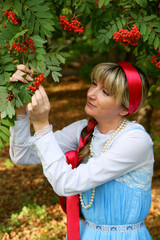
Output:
[0, 0, 160, 150]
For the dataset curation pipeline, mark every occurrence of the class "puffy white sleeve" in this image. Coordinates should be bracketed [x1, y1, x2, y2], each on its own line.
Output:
[31, 128, 154, 196]
[9, 114, 87, 165]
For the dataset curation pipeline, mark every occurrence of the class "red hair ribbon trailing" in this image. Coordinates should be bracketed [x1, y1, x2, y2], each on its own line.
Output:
[117, 61, 142, 115]
[59, 119, 97, 240]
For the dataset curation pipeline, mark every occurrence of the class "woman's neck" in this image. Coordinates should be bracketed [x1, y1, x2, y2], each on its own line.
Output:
[97, 117, 126, 134]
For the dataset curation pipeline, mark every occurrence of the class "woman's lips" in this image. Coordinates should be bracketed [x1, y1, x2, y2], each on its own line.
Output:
[87, 101, 96, 108]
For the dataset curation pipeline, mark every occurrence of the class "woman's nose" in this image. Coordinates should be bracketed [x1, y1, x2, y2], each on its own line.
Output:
[87, 86, 98, 98]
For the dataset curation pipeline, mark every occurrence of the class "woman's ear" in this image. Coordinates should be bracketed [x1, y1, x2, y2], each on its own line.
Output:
[120, 108, 128, 116]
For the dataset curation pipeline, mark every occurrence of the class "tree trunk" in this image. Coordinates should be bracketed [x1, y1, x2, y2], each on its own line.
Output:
[136, 104, 153, 133]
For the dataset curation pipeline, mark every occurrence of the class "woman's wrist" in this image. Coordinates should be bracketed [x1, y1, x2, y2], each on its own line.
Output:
[32, 121, 50, 133]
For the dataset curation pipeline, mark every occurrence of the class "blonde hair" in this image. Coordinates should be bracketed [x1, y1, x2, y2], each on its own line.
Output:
[91, 62, 149, 113]
[78, 62, 149, 161]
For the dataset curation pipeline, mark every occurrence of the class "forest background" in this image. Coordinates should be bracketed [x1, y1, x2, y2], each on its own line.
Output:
[0, 0, 160, 239]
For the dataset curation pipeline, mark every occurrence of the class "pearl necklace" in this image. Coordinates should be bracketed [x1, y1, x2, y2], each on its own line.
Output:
[79, 119, 129, 209]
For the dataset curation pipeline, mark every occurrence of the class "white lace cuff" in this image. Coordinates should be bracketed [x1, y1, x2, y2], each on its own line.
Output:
[34, 124, 53, 140]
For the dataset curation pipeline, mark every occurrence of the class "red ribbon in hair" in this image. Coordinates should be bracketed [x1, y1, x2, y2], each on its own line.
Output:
[117, 61, 142, 115]
[59, 119, 97, 240]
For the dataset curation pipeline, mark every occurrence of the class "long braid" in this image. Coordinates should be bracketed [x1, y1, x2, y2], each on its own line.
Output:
[78, 117, 96, 165]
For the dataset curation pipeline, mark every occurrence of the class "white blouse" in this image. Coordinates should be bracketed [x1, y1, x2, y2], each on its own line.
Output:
[9, 115, 154, 196]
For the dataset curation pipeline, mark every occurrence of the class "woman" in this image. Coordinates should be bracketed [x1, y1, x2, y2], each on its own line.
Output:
[9, 62, 154, 240]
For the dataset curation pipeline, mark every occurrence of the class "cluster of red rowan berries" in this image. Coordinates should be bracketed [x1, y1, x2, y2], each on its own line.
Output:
[4, 10, 21, 25]
[9, 39, 36, 53]
[151, 54, 160, 68]
[113, 24, 141, 46]
[28, 73, 45, 92]
[60, 16, 84, 34]
[6, 91, 14, 101]
[158, 3, 160, 8]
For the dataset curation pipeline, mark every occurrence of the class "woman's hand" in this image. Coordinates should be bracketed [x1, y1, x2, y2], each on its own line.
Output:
[10, 64, 34, 83]
[10, 64, 34, 115]
[27, 85, 51, 132]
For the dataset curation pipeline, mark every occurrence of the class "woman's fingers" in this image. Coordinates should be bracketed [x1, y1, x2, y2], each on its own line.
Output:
[39, 85, 50, 106]
[17, 64, 31, 73]
[10, 64, 34, 83]
[11, 69, 33, 83]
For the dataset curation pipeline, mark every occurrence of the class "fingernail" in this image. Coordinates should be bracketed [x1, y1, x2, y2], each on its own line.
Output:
[28, 76, 33, 81]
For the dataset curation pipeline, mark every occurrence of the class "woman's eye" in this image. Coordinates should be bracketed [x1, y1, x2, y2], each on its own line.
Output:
[92, 81, 97, 86]
[103, 89, 109, 96]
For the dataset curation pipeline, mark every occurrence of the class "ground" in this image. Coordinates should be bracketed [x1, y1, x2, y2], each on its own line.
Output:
[0, 75, 160, 240]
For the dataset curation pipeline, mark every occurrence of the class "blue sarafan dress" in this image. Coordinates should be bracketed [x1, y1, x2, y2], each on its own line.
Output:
[78, 126, 153, 240]
[80, 171, 152, 239]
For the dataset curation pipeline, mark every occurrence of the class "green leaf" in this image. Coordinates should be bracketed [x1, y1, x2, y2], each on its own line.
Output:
[6, 101, 15, 118]
[43, 24, 55, 32]
[111, 24, 118, 34]
[129, 11, 137, 19]
[49, 54, 60, 65]
[48, 66, 62, 71]
[36, 54, 45, 61]
[108, 31, 113, 39]
[98, 29, 107, 34]
[4, 72, 11, 83]
[117, 20, 122, 30]
[35, 12, 53, 19]
[9, 29, 28, 45]
[42, 28, 53, 37]
[56, 53, 65, 64]
[0, 131, 9, 143]
[43, 69, 50, 77]
[6, 23, 19, 36]
[1, 118, 14, 127]
[28, 54, 36, 60]
[60, 52, 70, 58]
[54, 72, 62, 77]
[15, 96, 23, 108]
[28, 15, 35, 35]
[0, 74, 5, 86]
[104, 0, 110, 5]
[2, 56, 13, 65]
[36, 48, 46, 54]
[0, 86, 8, 94]
[39, 19, 55, 26]
[26, 0, 44, 6]
[34, 21, 39, 35]
[0, 138, 4, 150]
[4, 64, 16, 72]
[148, 31, 155, 45]
[24, 9, 31, 25]
[37, 64, 46, 73]
[31, 5, 49, 11]
[0, 125, 10, 136]
[143, 34, 149, 42]
[52, 72, 59, 82]
[140, 23, 147, 35]
[1, 28, 13, 41]
[146, 26, 151, 35]
[99, 0, 105, 8]
[1, 110, 7, 119]
[32, 35, 47, 44]
[154, 36, 159, 50]
[144, 15, 157, 21]
[2, 2, 13, 11]
[135, 0, 147, 7]
[105, 34, 109, 44]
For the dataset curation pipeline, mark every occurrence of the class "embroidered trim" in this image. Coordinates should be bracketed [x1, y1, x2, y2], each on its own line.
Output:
[80, 219, 145, 232]
[115, 170, 153, 191]
[35, 124, 53, 140]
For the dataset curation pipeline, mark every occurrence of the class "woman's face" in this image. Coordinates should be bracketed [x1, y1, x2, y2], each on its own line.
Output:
[85, 80, 125, 123]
